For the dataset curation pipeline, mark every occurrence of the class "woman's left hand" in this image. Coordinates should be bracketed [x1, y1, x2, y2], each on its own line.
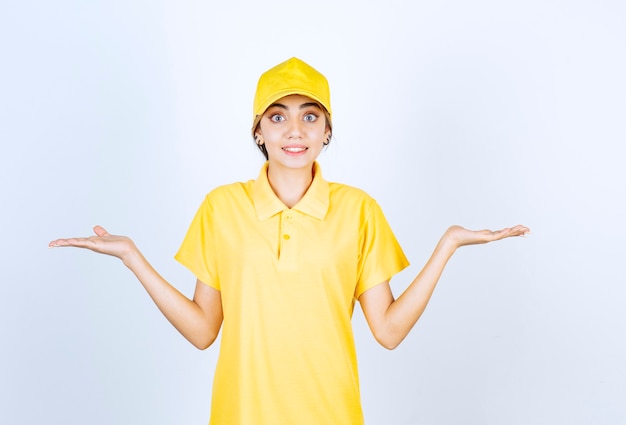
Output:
[445, 224, 530, 249]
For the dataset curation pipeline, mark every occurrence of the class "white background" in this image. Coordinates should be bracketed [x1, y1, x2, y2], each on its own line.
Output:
[1, 0, 625, 424]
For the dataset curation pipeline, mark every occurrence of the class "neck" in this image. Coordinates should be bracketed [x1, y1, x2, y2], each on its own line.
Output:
[266, 163, 315, 208]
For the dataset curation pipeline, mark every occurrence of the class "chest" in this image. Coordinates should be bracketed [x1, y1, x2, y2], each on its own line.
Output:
[219, 209, 360, 269]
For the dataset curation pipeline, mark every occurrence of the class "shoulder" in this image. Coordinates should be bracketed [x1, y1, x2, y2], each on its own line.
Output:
[202, 181, 253, 208]
[327, 182, 380, 217]
[205, 180, 255, 199]
[328, 182, 373, 202]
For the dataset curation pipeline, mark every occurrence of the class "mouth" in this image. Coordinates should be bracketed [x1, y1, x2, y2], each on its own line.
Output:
[282, 146, 308, 153]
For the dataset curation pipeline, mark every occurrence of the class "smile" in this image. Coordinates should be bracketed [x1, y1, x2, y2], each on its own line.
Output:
[282, 147, 308, 153]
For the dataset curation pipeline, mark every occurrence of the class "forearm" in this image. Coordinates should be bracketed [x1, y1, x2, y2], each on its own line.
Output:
[360, 223, 529, 349]
[123, 249, 219, 349]
[381, 233, 457, 348]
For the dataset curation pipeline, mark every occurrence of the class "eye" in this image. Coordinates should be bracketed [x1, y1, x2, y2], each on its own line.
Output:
[303, 113, 318, 122]
[270, 114, 285, 123]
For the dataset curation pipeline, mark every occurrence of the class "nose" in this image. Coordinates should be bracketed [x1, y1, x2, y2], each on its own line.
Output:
[287, 119, 303, 139]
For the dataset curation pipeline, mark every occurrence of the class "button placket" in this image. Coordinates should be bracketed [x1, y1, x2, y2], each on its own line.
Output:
[278, 210, 297, 269]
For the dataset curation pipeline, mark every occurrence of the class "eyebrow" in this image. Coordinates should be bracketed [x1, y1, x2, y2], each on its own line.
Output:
[267, 102, 322, 111]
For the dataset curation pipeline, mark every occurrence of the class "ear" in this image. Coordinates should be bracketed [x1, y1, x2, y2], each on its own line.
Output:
[253, 119, 263, 144]
[254, 132, 264, 146]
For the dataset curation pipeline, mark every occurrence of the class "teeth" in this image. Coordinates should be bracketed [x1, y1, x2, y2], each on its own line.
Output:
[283, 147, 307, 152]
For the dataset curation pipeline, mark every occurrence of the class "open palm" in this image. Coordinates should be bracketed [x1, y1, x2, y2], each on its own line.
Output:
[49, 225, 135, 261]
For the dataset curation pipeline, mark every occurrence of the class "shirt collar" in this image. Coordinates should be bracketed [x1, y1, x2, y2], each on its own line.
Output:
[252, 162, 330, 221]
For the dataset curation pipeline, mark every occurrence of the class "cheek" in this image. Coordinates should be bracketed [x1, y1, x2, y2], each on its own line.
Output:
[259, 126, 280, 141]
[310, 123, 328, 138]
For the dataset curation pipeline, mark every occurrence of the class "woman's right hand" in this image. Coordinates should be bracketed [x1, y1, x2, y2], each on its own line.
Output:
[49, 225, 137, 264]
[49, 225, 223, 349]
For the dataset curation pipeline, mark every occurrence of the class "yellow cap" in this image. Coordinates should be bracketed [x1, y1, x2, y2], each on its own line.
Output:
[252, 57, 332, 134]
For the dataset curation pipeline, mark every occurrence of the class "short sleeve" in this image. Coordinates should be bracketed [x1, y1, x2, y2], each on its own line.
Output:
[175, 195, 220, 290]
[355, 200, 409, 298]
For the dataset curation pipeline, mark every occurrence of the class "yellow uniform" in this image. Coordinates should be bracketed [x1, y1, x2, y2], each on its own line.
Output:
[175, 162, 409, 424]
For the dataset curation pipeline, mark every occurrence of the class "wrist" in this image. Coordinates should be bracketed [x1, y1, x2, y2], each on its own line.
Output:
[121, 242, 142, 269]
[440, 227, 461, 253]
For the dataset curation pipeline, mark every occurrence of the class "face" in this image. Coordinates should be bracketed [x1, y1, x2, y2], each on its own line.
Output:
[255, 94, 331, 172]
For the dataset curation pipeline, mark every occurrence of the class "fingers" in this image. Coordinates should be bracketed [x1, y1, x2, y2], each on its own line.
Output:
[48, 239, 64, 247]
[468, 225, 530, 244]
[494, 225, 531, 240]
[49, 225, 110, 248]
[49, 236, 94, 248]
[510, 224, 531, 236]
[49, 237, 77, 247]
[93, 225, 110, 237]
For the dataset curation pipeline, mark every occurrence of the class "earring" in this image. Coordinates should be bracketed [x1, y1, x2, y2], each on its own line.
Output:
[323, 137, 330, 146]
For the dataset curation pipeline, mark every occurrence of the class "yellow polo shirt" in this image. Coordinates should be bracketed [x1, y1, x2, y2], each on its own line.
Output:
[175, 162, 409, 425]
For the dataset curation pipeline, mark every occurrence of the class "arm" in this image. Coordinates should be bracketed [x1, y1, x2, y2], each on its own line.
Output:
[359, 224, 529, 350]
[49, 225, 223, 350]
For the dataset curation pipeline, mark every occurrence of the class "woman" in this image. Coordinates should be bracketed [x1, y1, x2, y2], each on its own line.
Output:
[49, 57, 529, 424]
